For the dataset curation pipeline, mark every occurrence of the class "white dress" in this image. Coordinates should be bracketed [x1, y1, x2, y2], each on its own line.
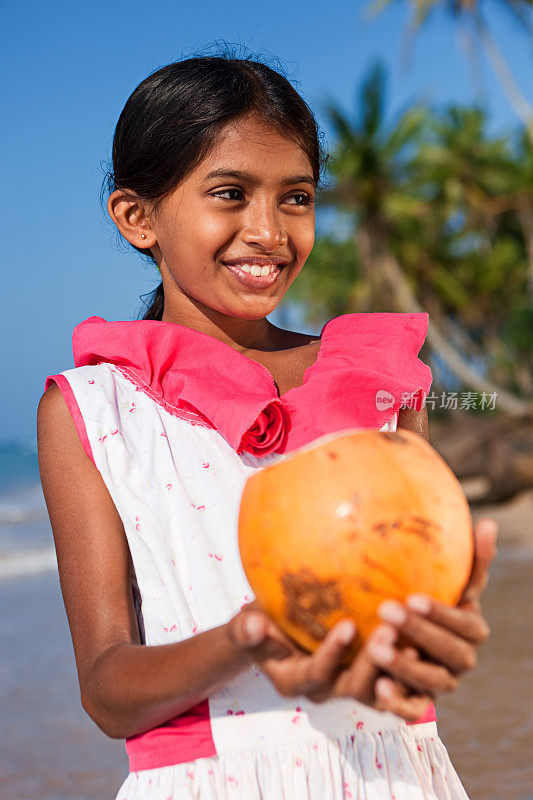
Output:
[44, 313, 469, 800]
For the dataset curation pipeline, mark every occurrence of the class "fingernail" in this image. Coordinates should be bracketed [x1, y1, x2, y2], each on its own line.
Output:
[378, 600, 407, 625]
[478, 518, 498, 537]
[337, 620, 356, 644]
[376, 677, 394, 699]
[244, 615, 263, 643]
[369, 642, 394, 664]
[406, 594, 431, 614]
[374, 624, 397, 645]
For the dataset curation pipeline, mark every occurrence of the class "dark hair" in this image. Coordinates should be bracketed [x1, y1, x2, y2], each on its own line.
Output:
[103, 46, 328, 320]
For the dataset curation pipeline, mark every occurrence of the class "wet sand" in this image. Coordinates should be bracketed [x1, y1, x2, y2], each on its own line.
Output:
[0, 571, 127, 800]
[436, 496, 533, 800]
[437, 542, 533, 800]
[1, 494, 532, 800]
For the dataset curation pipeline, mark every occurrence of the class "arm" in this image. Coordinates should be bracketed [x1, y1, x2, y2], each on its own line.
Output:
[397, 406, 429, 441]
[37, 383, 254, 740]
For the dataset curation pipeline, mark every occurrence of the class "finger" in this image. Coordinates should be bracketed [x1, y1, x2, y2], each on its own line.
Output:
[299, 620, 360, 700]
[374, 678, 433, 722]
[306, 620, 358, 680]
[266, 619, 359, 700]
[459, 518, 498, 606]
[378, 600, 479, 673]
[368, 640, 459, 695]
[332, 625, 396, 703]
[405, 595, 490, 644]
[401, 646, 420, 661]
[228, 611, 293, 659]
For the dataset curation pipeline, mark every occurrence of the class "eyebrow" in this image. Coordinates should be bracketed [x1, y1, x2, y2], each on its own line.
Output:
[203, 169, 317, 189]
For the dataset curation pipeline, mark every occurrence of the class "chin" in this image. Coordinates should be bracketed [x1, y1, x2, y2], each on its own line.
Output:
[235, 297, 283, 319]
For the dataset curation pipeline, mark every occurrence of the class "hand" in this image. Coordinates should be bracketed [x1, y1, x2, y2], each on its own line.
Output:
[368, 517, 498, 712]
[226, 601, 432, 720]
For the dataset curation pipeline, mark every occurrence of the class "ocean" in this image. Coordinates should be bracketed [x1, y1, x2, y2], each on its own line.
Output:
[0, 438, 129, 799]
[0, 438, 58, 583]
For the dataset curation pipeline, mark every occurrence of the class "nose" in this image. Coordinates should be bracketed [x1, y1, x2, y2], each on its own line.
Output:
[240, 198, 288, 251]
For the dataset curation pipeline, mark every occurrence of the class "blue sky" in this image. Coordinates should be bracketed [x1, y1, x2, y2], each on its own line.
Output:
[2, 0, 533, 441]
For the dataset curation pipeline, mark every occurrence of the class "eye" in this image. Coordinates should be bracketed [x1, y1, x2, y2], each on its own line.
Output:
[286, 192, 314, 207]
[210, 188, 314, 207]
[211, 188, 244, 201]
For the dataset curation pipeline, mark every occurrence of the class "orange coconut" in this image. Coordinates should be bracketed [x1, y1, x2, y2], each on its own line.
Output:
[238, 428, 474, 658]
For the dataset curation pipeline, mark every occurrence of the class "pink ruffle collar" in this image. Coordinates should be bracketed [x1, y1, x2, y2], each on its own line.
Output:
[72, 313, 432, 457]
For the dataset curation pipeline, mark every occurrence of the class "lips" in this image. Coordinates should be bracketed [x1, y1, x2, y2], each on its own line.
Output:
[224, 263, 283, 289]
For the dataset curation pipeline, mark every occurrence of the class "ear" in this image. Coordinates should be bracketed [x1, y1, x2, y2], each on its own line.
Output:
[107, 190, 157, 251]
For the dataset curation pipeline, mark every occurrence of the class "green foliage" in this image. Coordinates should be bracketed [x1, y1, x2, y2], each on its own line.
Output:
[502, 302, 533, 358]
[301, 60, 533, 395]
[285, 236, 361, 327]
[319, 61, 428, 225]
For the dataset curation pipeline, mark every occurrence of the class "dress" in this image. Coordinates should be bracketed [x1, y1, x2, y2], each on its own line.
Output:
[44, 312, 469, 800]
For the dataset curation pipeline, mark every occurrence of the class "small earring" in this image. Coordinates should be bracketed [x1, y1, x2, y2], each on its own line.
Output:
[141, 234, 147, 240]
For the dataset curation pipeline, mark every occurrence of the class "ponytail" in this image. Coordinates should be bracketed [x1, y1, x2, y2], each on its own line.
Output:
[140, 281, 165, 321]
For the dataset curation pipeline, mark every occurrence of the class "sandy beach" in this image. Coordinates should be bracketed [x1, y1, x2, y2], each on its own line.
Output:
[437, 498, 533, 800]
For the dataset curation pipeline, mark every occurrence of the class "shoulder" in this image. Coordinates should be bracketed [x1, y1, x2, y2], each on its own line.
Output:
[37, 382, 95, 520]
[37, 381, 83, 463]
[397, 406, 430, 442]
[38, 380, 68, 422]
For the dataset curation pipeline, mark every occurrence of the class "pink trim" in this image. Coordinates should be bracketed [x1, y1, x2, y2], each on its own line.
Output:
[123, 694, 434, 771]
[108, 363, 215, 430]
[44, 374, 95, 465]
[406, 701, 437, 726]
[125, 698, 216, 771]
[72, 313, 433, 457]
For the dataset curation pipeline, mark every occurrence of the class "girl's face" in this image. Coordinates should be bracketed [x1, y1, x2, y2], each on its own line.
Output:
[147, 114, 316, 323]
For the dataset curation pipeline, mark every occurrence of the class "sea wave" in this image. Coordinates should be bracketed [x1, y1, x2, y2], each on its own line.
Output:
[0, 438, 40, 495]
[0, 545, 57, 580]
[0, 481, 47, 523]
[0, 501, 45, 525]
[0, 436, 38, 455]
[0, 480, 53, 578]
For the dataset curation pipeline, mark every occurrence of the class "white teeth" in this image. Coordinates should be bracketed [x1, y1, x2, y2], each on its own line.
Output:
[230, 263, 279, 276]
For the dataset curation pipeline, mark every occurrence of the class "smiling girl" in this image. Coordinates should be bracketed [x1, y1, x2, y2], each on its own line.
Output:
[37, 54, 496, 799]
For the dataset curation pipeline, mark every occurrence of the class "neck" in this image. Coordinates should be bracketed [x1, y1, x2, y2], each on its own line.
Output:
[161, 298, 283, 354]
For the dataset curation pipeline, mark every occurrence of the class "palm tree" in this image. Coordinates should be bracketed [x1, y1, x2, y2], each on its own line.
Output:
[306, 63, 533, 414]
[318, 63, 428, 311]
[411, 105, 525, 323]
[499, 129, 533, 292]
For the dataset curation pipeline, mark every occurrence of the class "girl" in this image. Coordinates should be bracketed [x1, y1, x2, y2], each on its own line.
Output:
[37, 54, 497, 799]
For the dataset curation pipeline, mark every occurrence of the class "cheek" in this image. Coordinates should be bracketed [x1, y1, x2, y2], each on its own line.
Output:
[295, 219, 315, 260]
[194, 214, 233, 248]
[159, 201, 231, 258]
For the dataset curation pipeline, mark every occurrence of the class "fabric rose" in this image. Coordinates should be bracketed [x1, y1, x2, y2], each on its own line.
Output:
[238, 398, 290, 457]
